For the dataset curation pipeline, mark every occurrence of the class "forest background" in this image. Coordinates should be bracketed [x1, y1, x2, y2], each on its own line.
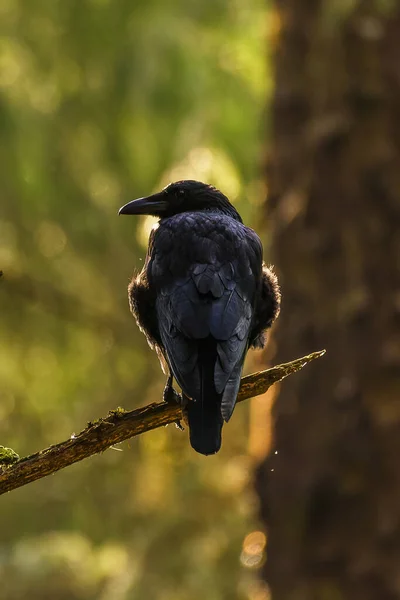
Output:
[1, 1, 399, 600]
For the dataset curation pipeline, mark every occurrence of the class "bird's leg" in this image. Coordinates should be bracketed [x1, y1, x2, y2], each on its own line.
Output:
[180, 393, 190, 427]
[163, 373, 181, 404]
[163, 374, 184, 431]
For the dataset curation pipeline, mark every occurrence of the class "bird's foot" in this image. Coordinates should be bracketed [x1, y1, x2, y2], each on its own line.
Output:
[174, 419, 184, 431]
[163, 375, 184, 430]
[180, 393, 190, 427]
[163, 374, 182, 405]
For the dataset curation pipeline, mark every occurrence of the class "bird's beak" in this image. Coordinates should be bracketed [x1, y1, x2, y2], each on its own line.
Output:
[118, 192, 167, 216]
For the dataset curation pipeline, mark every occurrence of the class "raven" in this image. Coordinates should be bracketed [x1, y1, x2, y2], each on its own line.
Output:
[119, 180, 280, 455]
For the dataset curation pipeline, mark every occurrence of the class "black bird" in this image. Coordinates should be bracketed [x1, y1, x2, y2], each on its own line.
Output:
[119, 180, 280, 455]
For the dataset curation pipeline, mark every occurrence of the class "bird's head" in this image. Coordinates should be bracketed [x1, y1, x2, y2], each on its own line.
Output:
[118, 180, 242, 222]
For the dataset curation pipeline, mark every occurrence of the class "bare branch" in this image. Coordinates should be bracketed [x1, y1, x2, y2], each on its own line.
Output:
[0, 350, 325, 495]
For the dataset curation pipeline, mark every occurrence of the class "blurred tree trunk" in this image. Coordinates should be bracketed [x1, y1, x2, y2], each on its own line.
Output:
[257, 2, 400, 599]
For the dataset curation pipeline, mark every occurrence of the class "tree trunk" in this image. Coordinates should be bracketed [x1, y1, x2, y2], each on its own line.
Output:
[257, 2, 400, 599]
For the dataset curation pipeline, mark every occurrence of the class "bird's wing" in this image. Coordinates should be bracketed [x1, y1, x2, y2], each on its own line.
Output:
[153, 226, 262, 421]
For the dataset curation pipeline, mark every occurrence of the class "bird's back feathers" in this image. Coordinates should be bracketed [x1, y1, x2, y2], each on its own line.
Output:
[150, 212, 260, 453]
[128, 207, 280, 455]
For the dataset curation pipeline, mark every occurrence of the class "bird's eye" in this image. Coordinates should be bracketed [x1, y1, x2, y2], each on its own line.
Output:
[179, 190, 185, 196]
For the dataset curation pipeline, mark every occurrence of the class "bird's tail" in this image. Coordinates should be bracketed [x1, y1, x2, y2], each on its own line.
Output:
[186, 341, 223, 456]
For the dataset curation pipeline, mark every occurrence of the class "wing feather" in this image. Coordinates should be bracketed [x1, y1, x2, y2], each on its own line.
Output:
[150, 217, 263, 419]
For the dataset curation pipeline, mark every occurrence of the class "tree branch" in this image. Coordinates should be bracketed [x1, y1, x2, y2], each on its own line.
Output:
[0, 350, 325, 495]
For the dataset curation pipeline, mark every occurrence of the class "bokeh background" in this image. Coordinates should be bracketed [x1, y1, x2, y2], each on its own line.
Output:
[0, 1, 273, 599]
[2, 1, 400, 599]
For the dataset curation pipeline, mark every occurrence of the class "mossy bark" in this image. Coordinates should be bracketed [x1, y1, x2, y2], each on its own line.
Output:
[0, 353, 323, 495]
[257, 2, 400, 599]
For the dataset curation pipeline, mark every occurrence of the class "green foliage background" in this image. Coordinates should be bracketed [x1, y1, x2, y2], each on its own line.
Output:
[0, 1, 273, 598]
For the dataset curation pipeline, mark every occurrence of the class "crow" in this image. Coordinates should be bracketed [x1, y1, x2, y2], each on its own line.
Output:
[119, 180, 280, 455]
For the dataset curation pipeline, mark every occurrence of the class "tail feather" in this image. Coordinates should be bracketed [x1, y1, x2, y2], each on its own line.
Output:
[186, 341, 223, 455]
[187, 392, 223, 455]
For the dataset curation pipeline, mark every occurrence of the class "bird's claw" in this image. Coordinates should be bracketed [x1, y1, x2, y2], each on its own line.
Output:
[180, 394, 189, 427]
[163, 375, 182, 405]
[163, 375, 184, 431]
